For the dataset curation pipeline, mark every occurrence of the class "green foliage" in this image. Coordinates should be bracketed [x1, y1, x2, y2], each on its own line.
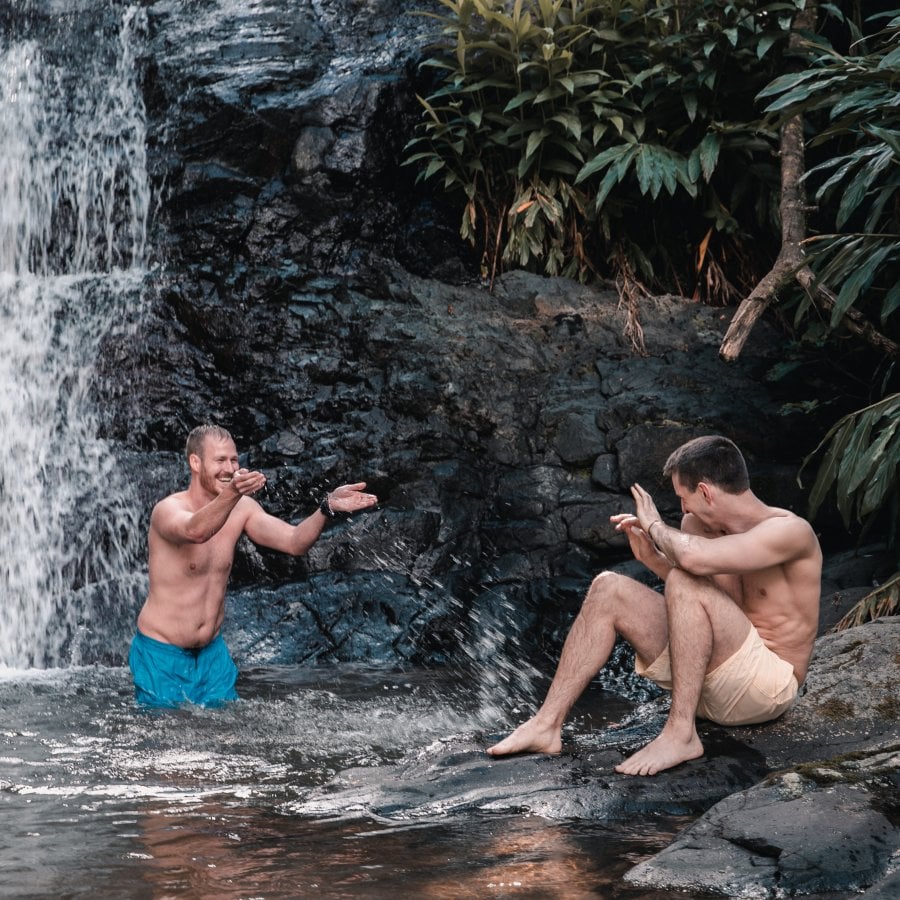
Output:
[803, 393, 900, 530]
[766, 10, 900, 629]
[757, 9, 900, 334]
[406, 2, 900, 625]
[405, 0, 795, 291]
[802, 391, 900, 629]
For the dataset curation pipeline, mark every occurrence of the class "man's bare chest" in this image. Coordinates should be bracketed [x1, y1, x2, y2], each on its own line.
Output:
[178, 531, 239, 576]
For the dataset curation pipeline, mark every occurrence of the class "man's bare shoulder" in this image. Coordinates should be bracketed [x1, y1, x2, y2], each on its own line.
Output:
[150, 490, 190, 517]
[681, 513, 721, 537]
[742, 509, 821, 568]
[684, 507, 819, 562]
[756, 507, 816, 535]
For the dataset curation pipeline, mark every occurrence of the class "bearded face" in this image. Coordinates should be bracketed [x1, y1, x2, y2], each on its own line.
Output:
[193, 437, 239, 496]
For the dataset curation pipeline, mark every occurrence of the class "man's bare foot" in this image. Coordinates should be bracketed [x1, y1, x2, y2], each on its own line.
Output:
[486, 718, 562, 757]
[614, 730, 704, 776]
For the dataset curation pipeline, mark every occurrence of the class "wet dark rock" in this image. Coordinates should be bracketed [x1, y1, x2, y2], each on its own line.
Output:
[289, 728, 771, 823]
[624, 753, 900, 898]
[625, 617, 900, 896]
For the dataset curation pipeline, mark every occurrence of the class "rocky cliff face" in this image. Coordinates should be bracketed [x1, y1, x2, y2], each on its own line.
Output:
[89, 0, 862, 667]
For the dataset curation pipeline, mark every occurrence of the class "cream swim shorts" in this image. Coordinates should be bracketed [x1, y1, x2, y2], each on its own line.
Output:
[635, 625, 799, 726]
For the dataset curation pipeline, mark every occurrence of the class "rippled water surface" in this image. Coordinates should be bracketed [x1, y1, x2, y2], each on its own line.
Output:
[0, 664, 702, 899]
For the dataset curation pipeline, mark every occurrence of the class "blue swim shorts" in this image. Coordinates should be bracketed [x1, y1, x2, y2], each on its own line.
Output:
[128, 631, 239, 709]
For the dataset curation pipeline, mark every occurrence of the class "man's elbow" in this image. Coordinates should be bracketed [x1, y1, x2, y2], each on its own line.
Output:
[183, 527, 213, 544]
[674, 547, 716, 576]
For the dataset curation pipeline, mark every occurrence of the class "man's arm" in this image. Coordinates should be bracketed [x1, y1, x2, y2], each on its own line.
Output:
[151, 470, 266, 545]
[648, 515, 813, 575]
[243, 482, 378, 556]
[630, 483, 815, 575]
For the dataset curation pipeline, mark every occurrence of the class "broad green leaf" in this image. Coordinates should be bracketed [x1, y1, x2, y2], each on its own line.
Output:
[542, 158, 579, 176]
[806, 421, 854, 519]
[635, 146, 664, 199]
[757, 70, 821, 99]
[882, 280, 900, 322]
[836, 149, 893, 227]
[698, 132, 721, 182]
[757, 34, 778, 59]
[831, 245, 893, 324]
[865, 124, 900, 159]
[830, 87, 889, 120]
[504, 90, 537, 112]
[576, 144, 629, 183]
[592, 147, 638, 208]
[849, 417, 900, 495]
[838, 407, 878, 493]
[878, 45, 900, 68]
[551, 112, 582, 140]
[424, 158, 445, 179]
[525, 127, 549, 160]
[860, 467, 892, 519]
[683, 93, 698, 122]
[535, 83, 568, 104]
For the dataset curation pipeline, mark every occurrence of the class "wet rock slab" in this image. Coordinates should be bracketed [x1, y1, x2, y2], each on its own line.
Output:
[288, 724, 769, 822]
[624, 752, 900, 898]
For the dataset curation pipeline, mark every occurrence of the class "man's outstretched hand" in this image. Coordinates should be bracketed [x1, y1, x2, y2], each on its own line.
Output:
[229, 468, 267, 496]
[327, 482, 378, 514]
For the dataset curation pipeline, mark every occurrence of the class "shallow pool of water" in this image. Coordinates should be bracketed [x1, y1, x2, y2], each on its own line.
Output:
[1, 664, 704, 898]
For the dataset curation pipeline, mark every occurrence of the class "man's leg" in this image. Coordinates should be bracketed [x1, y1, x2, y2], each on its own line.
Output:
[615, 568, 751, 776]
[487, 572, 669, 756]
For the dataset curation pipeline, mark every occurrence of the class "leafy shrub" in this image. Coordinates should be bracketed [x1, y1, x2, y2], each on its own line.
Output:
[405, 0, 798, 295]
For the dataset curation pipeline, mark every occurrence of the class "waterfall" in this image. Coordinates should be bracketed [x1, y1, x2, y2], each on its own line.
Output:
[0, 5, 150, 668]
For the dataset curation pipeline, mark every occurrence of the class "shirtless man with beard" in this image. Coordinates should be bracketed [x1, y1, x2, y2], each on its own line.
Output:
[487, 435, 822, 776]
[130, 423, 377, 708]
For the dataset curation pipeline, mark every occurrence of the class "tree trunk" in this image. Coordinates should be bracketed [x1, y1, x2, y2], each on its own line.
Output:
[719, 5, 814, 362]
[720, 1, 898, 362]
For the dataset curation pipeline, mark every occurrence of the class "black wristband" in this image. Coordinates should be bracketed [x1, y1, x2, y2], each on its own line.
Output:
[318, 495, 336, 518]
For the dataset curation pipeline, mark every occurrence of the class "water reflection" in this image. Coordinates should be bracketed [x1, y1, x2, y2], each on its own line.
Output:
[131, 800, 685, 899]
[0, 664, 695, 899]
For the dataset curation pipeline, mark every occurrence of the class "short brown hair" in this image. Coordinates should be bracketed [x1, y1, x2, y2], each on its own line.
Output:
[185, 424, 233, 462]
[663, 435, 749, 494]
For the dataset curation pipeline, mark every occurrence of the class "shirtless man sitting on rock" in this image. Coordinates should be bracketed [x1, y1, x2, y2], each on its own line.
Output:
[487, 434, 822, 776]
[130, 423, 378, 708]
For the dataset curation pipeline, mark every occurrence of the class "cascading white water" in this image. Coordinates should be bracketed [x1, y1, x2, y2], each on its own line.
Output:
[0, 5, 150, 668]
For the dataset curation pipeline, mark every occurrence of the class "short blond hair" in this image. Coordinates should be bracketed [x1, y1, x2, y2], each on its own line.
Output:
[185, 424, 233, 461]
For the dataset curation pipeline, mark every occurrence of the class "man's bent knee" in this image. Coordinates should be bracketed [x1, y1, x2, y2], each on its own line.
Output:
[584, 570, 629, 610]
[664, 567, 710, 606]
